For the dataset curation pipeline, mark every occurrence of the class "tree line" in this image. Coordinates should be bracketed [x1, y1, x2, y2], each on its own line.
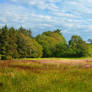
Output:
[0, 25, 92, 60]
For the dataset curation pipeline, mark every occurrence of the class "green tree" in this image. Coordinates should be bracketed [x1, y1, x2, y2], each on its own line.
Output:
[36, 30, 67, 57]
[7, 27, 18, 58]
[68, 35, 88, 57]
[36, 34, 57, 57]
[54, 29, 62, 34]
[55, 42, 67, 57]
[88, 39, 92, 44]
[18, 26, 32, 37]
[17, 32, 43, 58]
[0, 25, 10, 59]
[87, 44, 92, 57]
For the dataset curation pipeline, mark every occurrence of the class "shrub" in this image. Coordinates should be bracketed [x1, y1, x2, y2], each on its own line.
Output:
[1, 55, 12, 60]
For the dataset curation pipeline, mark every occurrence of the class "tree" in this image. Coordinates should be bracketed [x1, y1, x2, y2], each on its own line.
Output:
[0, 26, 19, 59]
[36, 30, 67, 57]
[87, 43, 92, 57]
[36, 34, 57, 57]
[18, 26, 32, 38]
[0, 25, 10, 59]
[68, 35, 88, 57]
[7, 27, 18, 58]
[55, 42, 67, 57]
[0, 25, 42, 59]
[54, 29, 62, 34]
[88, 39, 92, 44]
[0, 25, 91, 59]
[17, 32, 43, 58]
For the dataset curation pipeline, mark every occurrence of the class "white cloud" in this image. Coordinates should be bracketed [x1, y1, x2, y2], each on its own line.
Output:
[0, 0, 92, 41]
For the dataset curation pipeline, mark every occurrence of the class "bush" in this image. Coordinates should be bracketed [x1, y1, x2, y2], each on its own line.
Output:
[1, 55, 12, 60]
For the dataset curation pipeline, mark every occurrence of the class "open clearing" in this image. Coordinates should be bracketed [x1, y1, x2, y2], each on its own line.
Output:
[0, 59, 92, 92]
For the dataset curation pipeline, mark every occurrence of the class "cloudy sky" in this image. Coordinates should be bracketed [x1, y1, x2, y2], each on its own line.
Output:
[0, 0, 92, 41]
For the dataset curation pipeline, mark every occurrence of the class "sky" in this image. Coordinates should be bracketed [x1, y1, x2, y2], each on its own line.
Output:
[0, 0, 92, 41]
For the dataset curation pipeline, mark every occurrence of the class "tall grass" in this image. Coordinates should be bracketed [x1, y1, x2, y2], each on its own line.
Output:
[0, 60, 92, 92]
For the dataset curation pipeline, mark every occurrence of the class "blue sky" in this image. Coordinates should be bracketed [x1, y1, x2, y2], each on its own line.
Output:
[0, 0, 92, 41]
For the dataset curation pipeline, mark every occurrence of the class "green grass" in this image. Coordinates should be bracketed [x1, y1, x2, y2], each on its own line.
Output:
[0, 60, 92, 92]
[16, 57, 92, 60]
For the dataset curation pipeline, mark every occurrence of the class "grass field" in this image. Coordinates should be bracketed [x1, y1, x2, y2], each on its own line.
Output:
[17, 57, 92, 61]
[0, 59, 92, 92]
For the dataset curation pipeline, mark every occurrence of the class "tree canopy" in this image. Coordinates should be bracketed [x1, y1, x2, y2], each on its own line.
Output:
[68, 35, 88, 57]
[36, 30, 67, 57]
[0, 26, 42, 59]
[0, 26, 92, 60]
[88, 39, 92, 44]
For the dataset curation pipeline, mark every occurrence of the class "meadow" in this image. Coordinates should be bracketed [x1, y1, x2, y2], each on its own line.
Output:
[0, 59, 92, 92]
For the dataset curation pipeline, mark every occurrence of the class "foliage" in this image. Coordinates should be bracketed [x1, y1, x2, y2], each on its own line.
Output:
[36, 30, 67, 57]
[0, 26, 92, 59]
[87, 44, 92, 57]
[36, 34, 57, 57]
[88, 39, 92, 43]
[0, 26, 9, 56]
[55, 42, 67, 57]
[8, 27, 19, 58]
[18, 26, 32, 38]
[1, 55, 12, 60]
[0, 26, 42, 59]
[17, 33, 43, 58]
[68, 35, 88, 57]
